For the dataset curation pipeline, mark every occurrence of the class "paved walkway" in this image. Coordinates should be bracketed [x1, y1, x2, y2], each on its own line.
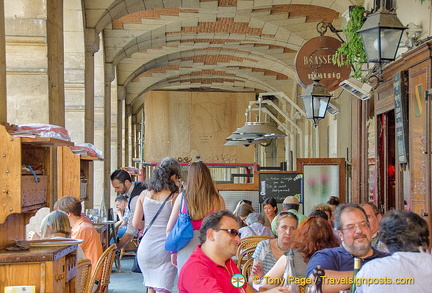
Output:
[109, 256, 179, 293]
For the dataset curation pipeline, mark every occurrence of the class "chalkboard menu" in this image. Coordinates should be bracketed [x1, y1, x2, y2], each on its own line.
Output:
[259, 172, 303, 203]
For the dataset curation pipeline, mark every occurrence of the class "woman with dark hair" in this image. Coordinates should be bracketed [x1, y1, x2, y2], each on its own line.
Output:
[133, 157, 182, 293]
[166, 161, 225, 271]
[260, 216, 339, 289]
[262, 197, 278, 227]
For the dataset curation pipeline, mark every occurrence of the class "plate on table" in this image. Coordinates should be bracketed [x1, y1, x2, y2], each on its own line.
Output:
[29, 238, 83, 247]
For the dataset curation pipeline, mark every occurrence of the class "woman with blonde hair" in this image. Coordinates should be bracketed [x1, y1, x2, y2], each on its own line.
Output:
[166, 161, 225, 271]
[40, 210, 85, 261]
[260, 216, 339, 290]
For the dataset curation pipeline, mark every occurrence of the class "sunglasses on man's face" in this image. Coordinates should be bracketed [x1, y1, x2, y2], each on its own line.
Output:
[213, 228, 241, 238]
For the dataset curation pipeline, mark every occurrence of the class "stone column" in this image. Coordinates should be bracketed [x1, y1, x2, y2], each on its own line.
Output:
[117, 86, 125, 168]
[84, 28, 99, 144]
[84, 28, 99, 207]
[47, 0, 64, 127]
[104, 63, 114, 203]
[125, 104, 131, 166]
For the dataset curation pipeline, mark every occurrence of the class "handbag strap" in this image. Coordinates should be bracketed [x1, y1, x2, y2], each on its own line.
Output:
[179, 191, 189, 214]
[247, 225, 257, 236]
[142, 191, 174, 236]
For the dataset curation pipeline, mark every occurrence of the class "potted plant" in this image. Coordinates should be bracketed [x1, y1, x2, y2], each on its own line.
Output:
[333, 6, 368, 79]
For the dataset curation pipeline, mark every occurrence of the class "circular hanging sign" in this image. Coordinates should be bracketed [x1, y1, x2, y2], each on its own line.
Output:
[294, 36, 351, 92]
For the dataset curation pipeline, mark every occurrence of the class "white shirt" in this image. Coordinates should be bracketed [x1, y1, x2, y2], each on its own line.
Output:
[355, 250, 432, 293]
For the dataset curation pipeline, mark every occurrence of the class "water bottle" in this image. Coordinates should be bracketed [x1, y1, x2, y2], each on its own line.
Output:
[283, 250, 298, 293]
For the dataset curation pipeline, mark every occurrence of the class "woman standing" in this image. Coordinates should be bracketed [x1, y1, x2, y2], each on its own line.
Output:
[166, 161, 225, 272]
[133, 157, 181, 293]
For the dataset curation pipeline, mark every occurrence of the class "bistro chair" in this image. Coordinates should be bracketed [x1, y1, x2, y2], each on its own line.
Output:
[236, 236, 273, 270]
[242, 258, 254, 280]
[236, 246, 256, 270]
[76, 259, 92, 293]
[236, 236, 273, 259]
[86, 244, 117, 293]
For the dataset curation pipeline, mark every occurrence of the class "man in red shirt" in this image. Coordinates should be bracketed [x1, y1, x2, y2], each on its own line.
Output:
[178, 210, 289, 293]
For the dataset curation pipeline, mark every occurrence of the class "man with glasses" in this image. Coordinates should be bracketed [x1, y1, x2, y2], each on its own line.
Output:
[306, 203, 388, 293]
[178, 210, 290, 293]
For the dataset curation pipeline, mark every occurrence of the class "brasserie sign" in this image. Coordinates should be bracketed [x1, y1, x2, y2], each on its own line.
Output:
[294, 36, 351, 92]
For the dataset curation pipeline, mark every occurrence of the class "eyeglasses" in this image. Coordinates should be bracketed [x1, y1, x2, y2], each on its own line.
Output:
[341, 221, 369, 232]
[213, 228, 241, 238]
[278, 211, 298, 220]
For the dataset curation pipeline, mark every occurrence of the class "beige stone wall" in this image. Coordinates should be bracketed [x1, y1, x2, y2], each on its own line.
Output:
[5, 0, 49, 124]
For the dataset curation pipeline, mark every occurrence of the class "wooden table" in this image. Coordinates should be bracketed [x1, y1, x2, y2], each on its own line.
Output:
[0, 245, 77, 293]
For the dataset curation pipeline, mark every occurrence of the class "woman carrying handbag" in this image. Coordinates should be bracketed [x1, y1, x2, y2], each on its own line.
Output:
[133, 157, 182, 293]
[166, 161, 225, 272]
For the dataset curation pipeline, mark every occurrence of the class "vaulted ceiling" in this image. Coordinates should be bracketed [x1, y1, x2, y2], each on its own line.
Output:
[83, 0, 361, 114]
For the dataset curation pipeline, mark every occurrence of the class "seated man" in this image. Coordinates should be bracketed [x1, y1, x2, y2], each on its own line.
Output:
[356, 210, 432, 292]
[54, 196, 103, 274]
[306, 203, 388, 293]
[178, 210, 289, 293]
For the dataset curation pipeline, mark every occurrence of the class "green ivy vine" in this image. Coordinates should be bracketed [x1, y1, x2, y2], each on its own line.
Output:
[333, 6, 367, 79]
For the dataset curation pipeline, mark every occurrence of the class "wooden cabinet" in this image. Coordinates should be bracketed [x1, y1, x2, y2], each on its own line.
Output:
[0, 125, 73, 249]
[0, 245, 77, 292]
[57, 146, 81, 200]
[0, 125, 73, 225]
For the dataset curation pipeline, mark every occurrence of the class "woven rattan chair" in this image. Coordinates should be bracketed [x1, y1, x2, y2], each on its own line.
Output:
[236, 246, 256, 270]
[86, 244, 117, 293]
[242, 258, 254, 280]
[76, 259, 92, 293]
[236, 236, 273, 270]
[236, 236, 273, 259]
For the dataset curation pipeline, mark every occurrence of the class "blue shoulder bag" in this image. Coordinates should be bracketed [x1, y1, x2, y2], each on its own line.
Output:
[165, 192, 194, 252]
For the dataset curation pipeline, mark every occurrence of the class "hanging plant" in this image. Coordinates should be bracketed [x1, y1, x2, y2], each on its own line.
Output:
[333, 6, 368, 79]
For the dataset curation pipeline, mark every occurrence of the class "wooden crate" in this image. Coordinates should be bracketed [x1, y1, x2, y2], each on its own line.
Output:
[21, 175, 48, 209]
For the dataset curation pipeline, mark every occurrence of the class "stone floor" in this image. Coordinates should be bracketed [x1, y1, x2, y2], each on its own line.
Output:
[108, 256, 179, 293]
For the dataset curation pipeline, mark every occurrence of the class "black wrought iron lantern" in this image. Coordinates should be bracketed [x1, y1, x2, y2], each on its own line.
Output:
[357, 4, 406, 63]
[300, 75, 332, 127]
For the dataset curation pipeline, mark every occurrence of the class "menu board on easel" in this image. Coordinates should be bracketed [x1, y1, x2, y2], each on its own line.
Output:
[258, 171, 302, 203]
